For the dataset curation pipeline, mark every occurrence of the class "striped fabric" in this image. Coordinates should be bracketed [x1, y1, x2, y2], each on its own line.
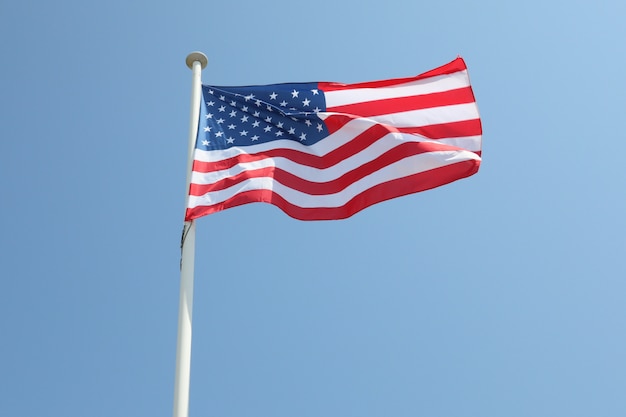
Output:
[186, 57, 482, 221]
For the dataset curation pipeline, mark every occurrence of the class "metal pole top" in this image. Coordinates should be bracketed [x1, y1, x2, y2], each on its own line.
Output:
[186, 52, 208, 70]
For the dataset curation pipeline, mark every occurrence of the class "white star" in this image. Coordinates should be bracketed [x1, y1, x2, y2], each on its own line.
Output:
[280, 100, 288, 107]
[240, 130, 248, 136]
[230, 100, 237, 107]
[253, 111, 261, 118]
[241, 115, 249, 123]
[313, 107, 321, 113]
[275, 130, 284, 137]
[317, 123, 324, 132]
[276, 122, 284, 129]
[205, 113, 213, 119]
[215, 131, 224, 137]
[208, 89, 214, 95]
[229, 110, 237, 117]
[216, 118, 225, 124]
[218, 105, 226, 112]
[291, 90, 299, 98]
[204, 126, 211, 132]
[206, 100, 215, 106]
[311, 89, 319, 95]
[266, 105, 273, 112]
[241, 106, 249, 112]
[288, 127, 296, 135]
[302, 98, 311, 106]
[299, 133, 307, 141]
[269, 92, 278, 100]
[228, 124, 236, 130]
[265, 116, 272, 123]
[226, 137, 235, 144]
[219, 95, 226, 101]
[244, 94, 255, 101]
[251, 135, 260, 141]
[202, 139, 210, 146]
[252, 120, 260, 128]
[305, 119, 312, 127]
[264, 126, 272, 132]
[255, 100, 262, 107]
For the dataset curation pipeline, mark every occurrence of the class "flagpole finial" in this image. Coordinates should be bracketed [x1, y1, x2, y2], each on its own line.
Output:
[186, 52, 208, 70]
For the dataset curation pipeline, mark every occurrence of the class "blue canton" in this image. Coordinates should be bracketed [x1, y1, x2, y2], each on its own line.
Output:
[196, 82, 329, 151]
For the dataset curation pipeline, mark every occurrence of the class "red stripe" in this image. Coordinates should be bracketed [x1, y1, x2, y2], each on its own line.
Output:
[327, 87, 476, 117]
[323, 115, 482, 140]
[185, 159, 480, 221]
[189, 140, 473, 196]
[318, 57, 467, 92]
[324, 114, 354, 135]
[398, 118, 483, 139]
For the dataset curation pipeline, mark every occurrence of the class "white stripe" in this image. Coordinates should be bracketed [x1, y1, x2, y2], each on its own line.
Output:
[191, 131, 471, 185]
[436, 135, 481, 153]
[188, 150, 479, 209]
[324, 71, 470, 108]
[324, 102, 479, 128]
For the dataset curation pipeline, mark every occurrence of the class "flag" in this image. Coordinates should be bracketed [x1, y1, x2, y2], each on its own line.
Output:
[185, 57, 482, 221]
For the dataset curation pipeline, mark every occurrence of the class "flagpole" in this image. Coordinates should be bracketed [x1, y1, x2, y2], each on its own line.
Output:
[174, 51, 208, 417]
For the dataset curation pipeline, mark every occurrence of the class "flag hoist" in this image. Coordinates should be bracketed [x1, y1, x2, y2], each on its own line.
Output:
[174, 51, 208, 417]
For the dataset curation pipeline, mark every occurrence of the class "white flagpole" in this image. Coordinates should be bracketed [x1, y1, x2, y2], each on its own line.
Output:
[174, 51, 208, 417]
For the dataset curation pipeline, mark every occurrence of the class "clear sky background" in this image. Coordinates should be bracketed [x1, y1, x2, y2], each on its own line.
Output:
[1, 1, 625, 416]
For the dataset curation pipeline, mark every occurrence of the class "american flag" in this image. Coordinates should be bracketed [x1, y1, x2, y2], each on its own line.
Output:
[185, 57, 482, 221]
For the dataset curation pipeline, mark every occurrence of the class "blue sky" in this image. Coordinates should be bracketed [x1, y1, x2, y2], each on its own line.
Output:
[1, 1, 625, 416]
